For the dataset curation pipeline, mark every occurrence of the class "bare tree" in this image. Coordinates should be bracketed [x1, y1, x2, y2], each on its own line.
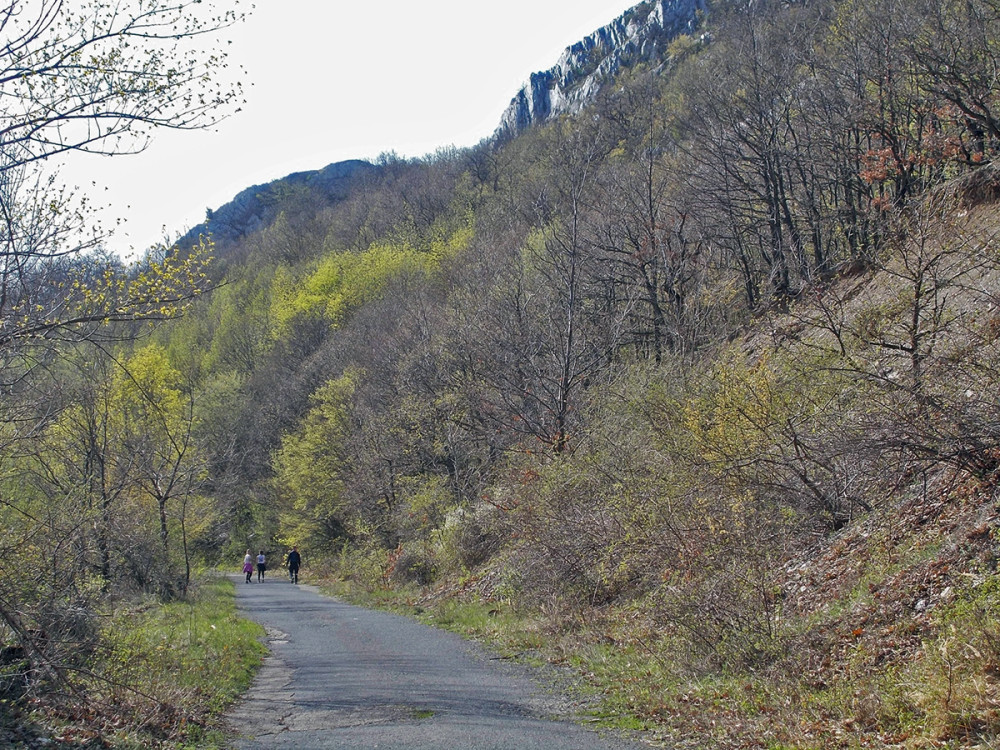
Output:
[0, 0, 245, 169]
[905, 0, 1000, 159]
[0, 0, 243, 714]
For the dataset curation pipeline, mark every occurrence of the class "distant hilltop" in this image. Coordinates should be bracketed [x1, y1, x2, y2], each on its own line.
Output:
[494, 0, 708, 140]
[177, 1, 708, 253]
[176, 159, 375, 251]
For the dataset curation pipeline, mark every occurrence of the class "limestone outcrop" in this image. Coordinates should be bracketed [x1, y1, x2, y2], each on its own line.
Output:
[494, 0, 707, 140]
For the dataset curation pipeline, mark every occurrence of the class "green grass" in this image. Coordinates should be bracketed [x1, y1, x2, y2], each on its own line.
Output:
[90, 575, 267, 747]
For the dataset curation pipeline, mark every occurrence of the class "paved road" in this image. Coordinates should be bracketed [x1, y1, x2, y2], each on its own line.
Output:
[226, 574, 651, 749]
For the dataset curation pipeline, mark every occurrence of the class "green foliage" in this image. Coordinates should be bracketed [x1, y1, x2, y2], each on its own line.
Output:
[681, 350, 785, 472]
[273, 241, 438, 333]
[114, 343, 187, 420]
[426, 215, 475, 264]
[0, 0, 246, 739]
[202, 268, 277, 376]
[272, 372, 358, 548]
[396, 474, 457, 540]
[666, 33, 702, 61]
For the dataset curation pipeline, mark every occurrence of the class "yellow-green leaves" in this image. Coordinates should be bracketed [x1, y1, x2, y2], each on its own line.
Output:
[113, 343, 186, 420]
[682, 350, 782, 472]
[272, 371, 358, 547]
[12, 241, 214, 349]
[273, 241, 440, 334]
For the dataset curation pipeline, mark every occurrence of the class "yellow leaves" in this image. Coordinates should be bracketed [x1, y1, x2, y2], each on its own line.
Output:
[667, 33, 701, 61]
[47, 240, 214, 336]
[273, 239, 442, 334]
[127, 246, 214, 312]
[601, 135, 630, 162]
[682, 349, 781, 467]
[398, 474, 456, 535]
[111, 343, 187, 426]
[428, 220, 474, 264]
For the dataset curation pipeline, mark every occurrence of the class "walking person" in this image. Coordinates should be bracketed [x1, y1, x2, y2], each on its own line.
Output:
[256, 550, 267, 582]
[242, 549, 253, 583]
[286, 546, 301, 584]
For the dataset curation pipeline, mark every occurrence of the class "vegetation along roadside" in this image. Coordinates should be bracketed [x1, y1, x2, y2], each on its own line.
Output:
[1, 575, 265, 748]
[5, 0, 1000, 748]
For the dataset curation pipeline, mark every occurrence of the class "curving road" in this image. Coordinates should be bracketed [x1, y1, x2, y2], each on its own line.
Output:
[226, 574, 650, 749]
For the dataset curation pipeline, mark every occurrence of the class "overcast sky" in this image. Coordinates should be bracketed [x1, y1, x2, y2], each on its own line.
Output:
[57, 0, 639, 257]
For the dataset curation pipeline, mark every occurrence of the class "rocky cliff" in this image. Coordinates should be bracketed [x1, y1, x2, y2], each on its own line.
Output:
[494, 0, 707, 140]
[179, 1, 708, 254]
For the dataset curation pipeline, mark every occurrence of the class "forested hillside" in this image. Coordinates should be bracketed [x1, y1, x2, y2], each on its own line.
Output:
[5, 0, 1000, 746]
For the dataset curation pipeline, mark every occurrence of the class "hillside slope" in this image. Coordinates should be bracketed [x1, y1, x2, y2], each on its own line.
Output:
[176, 159, 375, 251]
[150, 1, 1000, 747]
[402, 174, 1000, 749]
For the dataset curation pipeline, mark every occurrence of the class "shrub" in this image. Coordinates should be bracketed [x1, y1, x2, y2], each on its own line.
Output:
[437, 502, 509, 571]
[390, 544, 437, 586]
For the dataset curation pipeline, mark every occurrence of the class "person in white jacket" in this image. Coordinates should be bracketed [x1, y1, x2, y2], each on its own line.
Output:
[255, 550, 267, 582]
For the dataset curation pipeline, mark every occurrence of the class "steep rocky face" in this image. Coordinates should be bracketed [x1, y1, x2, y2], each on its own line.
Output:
[494, 0, 707, 140]
[176, 2, 708, 255]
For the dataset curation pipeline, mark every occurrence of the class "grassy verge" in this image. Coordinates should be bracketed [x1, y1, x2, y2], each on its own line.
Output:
[14, 575, 266, 749]
[315, 573, 651, 733]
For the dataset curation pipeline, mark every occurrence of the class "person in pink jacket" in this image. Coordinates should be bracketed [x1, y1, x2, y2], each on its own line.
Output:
[242, 549, 254, 583]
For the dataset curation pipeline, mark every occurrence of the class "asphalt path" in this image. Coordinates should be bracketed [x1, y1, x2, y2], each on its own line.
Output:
[225, 573, 651, 749]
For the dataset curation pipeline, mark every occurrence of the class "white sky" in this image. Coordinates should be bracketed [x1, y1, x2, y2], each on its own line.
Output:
[57, 0, 639, 257]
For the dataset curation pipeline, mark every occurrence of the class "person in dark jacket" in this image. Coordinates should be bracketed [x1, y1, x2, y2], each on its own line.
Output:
[287, 547, 301, 583]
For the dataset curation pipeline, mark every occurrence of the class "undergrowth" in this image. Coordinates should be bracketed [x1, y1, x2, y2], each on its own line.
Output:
[3, 575, 265, 749]
[318, 511, 1000, 750]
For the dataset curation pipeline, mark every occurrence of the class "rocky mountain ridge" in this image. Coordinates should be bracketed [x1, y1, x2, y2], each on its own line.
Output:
[494, 0, 708, 140]
[178, 1, 707, 253]
[177, 159, 375, 252]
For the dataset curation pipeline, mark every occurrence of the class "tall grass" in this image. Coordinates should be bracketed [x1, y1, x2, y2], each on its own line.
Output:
[15, 575, 267, 749]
